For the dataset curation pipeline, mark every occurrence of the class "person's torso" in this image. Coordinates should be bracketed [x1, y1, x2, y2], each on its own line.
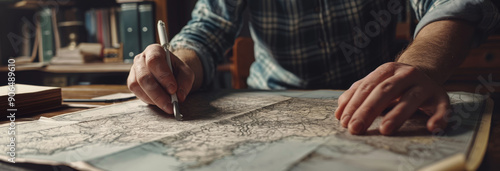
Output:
[246, 0, 401, 89]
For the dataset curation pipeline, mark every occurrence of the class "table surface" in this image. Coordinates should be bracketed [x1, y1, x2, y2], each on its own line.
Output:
[0, 63, 133, 73]
[1, 85, 498, 170]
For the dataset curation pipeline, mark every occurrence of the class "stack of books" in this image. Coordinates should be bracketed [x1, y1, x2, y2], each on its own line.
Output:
[0, 84, 62, 116]
[51, 43, 102, 64]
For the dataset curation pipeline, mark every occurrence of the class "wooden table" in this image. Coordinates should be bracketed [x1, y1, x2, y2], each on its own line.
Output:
[0, 63, 132, 87]
[445, 83, 500, 171]
[1, 85, 498, 170]
[0, 85, 132, 124]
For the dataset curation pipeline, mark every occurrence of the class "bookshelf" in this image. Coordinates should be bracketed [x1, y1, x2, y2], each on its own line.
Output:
[0, 0, 171, 60]
[0, 0, 186, 86]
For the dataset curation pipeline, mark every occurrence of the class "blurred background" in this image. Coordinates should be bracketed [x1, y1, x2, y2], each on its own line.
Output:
[0, 0, 498, 93]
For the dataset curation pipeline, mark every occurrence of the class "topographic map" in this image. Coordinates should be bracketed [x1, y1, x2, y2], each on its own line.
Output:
[0, 90, 490, 171]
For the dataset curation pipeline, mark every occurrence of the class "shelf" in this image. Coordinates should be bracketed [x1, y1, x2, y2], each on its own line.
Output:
[0, 62, 132, 73]
[11, 0, 76, 9]
[44, 63, 132, 73]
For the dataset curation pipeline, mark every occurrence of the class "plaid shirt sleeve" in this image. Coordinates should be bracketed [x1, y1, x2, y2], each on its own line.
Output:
[169, 0, 247, 88]
[411, 0, 500, 46]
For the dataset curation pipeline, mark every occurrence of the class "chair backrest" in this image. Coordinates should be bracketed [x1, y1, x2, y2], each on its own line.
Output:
[230, 37, 254, 89]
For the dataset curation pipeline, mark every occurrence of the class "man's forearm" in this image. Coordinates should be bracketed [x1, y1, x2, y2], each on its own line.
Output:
[173, 49, 204, 90]
[397, 20, 475, 84]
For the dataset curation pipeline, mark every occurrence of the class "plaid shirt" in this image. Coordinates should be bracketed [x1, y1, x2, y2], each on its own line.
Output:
[170, 0, 500, 90]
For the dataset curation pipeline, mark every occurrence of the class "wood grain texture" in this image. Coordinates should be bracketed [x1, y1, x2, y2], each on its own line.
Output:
[0, 85, 131, 124]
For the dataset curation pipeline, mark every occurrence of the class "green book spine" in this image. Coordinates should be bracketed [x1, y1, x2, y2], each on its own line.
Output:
[120, 3, 140, 63]
[139, 3, 155, 52]
[40, 8, 54, 63]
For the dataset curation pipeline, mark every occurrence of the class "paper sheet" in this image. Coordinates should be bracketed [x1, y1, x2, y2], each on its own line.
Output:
[0, 90, 491, 171]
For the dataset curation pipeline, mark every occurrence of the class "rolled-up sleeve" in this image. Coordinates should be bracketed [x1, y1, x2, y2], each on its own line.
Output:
[169, 0, 246, 88]
[411, 0, 500, 46]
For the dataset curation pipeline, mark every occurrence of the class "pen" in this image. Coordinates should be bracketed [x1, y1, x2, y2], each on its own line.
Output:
[158, 20, 183, 121]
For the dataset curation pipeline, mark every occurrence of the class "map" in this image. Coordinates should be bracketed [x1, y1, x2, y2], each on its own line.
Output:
[0, 90, 491, 171]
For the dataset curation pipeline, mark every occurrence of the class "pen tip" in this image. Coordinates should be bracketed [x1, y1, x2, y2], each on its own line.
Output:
[158, 20, 165, 26]
[173, 101, 183, 121]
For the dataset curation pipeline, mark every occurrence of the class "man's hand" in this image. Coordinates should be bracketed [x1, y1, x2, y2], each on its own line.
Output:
[127, 44, 199, 114]
[335, 19, 475, 135]
[335, 62, 450, 135]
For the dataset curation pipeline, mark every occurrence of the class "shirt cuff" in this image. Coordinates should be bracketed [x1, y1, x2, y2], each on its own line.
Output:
[169, 37, 216, 89]
[414, 0, 500, 47]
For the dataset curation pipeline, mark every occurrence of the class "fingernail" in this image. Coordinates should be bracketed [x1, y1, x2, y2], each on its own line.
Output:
[349, 119, 364, 134]
[341, 115, 351, 127]
[167, 84, 175, 94]
[381, 120, 394, 134]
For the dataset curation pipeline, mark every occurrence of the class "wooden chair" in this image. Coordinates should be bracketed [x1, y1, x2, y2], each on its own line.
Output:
[217, 37, 255, 89]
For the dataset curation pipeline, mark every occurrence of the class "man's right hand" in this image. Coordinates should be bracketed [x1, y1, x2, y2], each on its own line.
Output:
[127, 44, 199, 114]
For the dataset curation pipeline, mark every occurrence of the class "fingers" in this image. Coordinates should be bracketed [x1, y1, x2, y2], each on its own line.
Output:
[143, 44, 178, 95]
[348, 68, 416, 134]
[338, 63, 397, 128]
[379, 85, 428, 135]
[335, 81, 361, 120]
[127, 44, 197, 114]
[128, 64, 154, 105]
[426, 95, 450, 133]
[134, 53, 174, 114]
[337, 62, 452, 135]
[173, 56, 195, 102]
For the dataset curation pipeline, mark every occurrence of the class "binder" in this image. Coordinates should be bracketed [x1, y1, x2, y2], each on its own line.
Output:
[120, 3, 140, 63]
[139, 3, 155, 51]
[39, 8, 54, 63]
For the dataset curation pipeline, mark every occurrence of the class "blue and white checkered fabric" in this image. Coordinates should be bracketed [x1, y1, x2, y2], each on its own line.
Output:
[170, 0, 500, 90]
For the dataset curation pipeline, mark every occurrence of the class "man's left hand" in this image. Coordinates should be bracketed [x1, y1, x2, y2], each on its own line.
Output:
[335, 62, 450, 135]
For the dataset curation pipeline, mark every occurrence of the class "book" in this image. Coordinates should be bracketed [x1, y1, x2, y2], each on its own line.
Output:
[139, 3, 155, 51]
[110, 7, 120, 48]
[96, 9, 103, 48]
[114, 7, 122, 44]
[85, 9, 97, 43]
[101, 8, 112, 48]
[51, 8, 61, 55]
[120, 3, 141, 63]
[0, 84, 61, 116]
[38, 7, 55, 63]
[51, 43, 102, 64]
